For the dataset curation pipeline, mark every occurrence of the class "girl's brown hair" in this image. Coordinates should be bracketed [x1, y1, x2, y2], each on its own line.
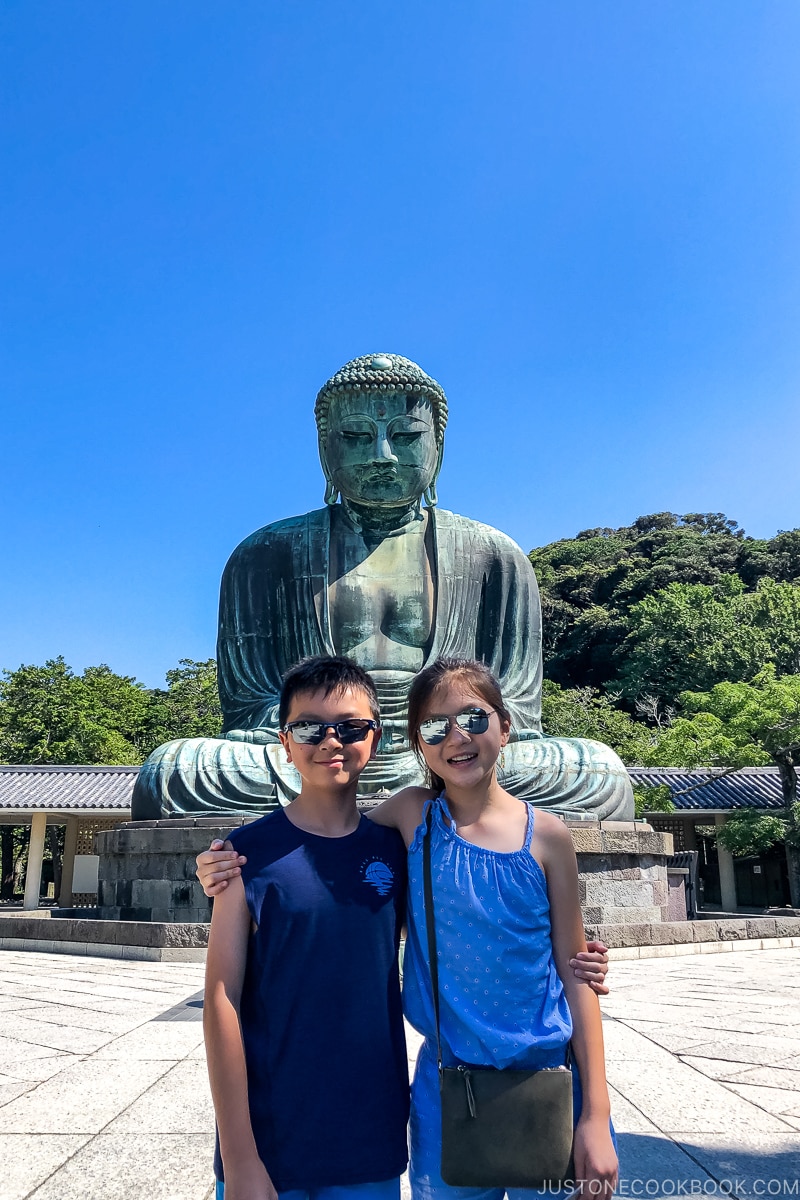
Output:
[407, 657, 511, 793]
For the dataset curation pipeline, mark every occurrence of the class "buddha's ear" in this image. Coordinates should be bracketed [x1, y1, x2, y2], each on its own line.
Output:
[423, 438, 445, 508]
[318, 435, 339, 506]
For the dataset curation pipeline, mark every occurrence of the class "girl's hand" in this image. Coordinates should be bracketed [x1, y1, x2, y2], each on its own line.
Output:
[572, 1113, 618, 1198]
[570, 940, 610, 996]
[196, 840, 247, 897]
[223, 1157, 277, 1200]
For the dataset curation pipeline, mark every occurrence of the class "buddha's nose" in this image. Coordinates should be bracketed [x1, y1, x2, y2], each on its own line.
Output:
[374, 435, 398, 464]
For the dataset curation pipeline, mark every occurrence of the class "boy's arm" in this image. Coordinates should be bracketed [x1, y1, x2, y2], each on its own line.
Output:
[539, 816, 618, 1196]
[204, 875, 277, 1200]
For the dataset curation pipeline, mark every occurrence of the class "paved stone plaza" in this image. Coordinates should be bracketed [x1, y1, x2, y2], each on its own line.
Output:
[0, 947, 798, 1200]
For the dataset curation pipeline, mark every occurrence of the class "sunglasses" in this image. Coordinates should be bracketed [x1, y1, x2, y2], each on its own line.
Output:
[282, 718, 379, 746]
[417, 707, 495, 745]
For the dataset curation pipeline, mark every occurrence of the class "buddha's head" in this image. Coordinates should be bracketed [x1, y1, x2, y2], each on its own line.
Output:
[315, 354, 448, 511]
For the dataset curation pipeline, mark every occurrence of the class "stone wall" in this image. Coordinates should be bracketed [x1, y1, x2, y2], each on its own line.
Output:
[95, 817, 251, 923]
[571, 823, 674, 926]
[94, 816, 676, 925]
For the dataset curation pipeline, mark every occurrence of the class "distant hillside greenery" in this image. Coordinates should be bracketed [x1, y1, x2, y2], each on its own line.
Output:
[533, 513, 800, 879]
[530, 512, 800, 708]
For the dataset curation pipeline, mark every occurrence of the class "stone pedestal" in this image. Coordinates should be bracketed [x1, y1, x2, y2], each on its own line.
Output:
[96, 814, 673, 926]
[569, 820, 674, 925]
[95, 817, 253, 923]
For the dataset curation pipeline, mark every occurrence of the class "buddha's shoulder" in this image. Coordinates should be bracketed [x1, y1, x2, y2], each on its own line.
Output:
[228, 508, 329, 556]
[435, 508, 530, 561]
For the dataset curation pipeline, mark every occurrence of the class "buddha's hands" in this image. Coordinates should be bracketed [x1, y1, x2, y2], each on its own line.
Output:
[225, 729, 278, 744]
[196, 840, 247, 896]
[570, 940, 610, 995]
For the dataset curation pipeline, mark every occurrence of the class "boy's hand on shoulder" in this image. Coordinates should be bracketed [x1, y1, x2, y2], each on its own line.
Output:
[531, 813, 611, 993]
[196, 839, 247, 897]
[223, 1156, 277, 1200]
[570, 941, 610, 996]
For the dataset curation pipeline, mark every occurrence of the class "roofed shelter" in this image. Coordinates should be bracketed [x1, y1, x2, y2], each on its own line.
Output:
[0, 766, 135, 909]
[628, 766, 792, 911]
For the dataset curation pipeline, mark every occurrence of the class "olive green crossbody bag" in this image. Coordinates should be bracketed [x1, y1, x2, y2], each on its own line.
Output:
[422, 807, 575, 1189]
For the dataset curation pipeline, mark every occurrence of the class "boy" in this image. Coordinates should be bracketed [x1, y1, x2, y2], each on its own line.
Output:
[204, 656, 408, 1200]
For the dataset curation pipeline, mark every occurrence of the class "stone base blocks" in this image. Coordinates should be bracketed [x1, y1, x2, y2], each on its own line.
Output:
[0, 915, 209, 960]
[93, 816, 676, 926]
[571, 820, 674, 925]
[584, 915, 800, 960]
[95, 816, 253, 923]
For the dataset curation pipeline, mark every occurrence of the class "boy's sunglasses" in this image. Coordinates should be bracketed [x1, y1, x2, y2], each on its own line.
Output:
[282, 718, 379, 746]
[417, 707, 495, 746]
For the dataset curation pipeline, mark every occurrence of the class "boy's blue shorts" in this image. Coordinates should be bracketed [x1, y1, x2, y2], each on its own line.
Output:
[215, 1178, 401, 1200]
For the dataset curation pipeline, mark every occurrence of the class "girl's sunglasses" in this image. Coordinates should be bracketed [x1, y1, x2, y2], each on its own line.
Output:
[282, 718, 379, 745]
[417, 707, 495, 745]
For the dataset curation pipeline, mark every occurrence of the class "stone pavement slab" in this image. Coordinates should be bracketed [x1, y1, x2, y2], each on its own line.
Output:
[0, 946, 798, 1199]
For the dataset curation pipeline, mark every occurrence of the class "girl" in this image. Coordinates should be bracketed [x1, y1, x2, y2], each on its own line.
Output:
[368, 657, 618, 1200]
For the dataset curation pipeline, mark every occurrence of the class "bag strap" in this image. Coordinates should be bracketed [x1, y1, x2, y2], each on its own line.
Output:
[422, 803, 444, 1075]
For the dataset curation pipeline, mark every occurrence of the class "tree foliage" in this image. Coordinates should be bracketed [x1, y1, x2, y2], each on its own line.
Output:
[145, 659, 222, 753]
[632, 784, 675, 819]
[617, 578, 800, 707]
[715, 810, 795, 857]
[0, 656, 222, 766]
[530, 513, 800, 695]
[541, 680, 654, 763]
[0, 658, 151, 765]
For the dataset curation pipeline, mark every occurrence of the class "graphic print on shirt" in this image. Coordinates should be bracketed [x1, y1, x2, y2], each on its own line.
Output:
[361, 856, 395, 896]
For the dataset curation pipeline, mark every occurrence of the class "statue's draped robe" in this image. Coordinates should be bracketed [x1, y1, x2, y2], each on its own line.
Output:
[133, 507, 633, 820]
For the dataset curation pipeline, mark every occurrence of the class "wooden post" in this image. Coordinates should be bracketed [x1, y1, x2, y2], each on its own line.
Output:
[23, 812, 47, 911]
[715, 814, 738, 913]
[59, 817, 79, 908]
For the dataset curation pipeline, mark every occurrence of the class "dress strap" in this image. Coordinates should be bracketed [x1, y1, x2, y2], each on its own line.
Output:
[524, 802, 536, 854]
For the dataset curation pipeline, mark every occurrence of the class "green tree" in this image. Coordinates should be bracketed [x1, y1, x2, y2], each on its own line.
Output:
[0, 658, 151, 765]
[541, 680, 653, 764]
[145, 658, 222, 754]
[615, 577, 800, 708]
[631, 784, 675, 820]
[715, 810, 796, 858]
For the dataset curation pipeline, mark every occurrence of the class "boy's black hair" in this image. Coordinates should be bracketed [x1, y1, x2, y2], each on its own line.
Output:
[279, 656, 381, 728]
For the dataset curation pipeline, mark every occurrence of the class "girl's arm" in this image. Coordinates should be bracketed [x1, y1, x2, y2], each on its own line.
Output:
[204, 877, 277, 1200]
[364, 786, 432, 845]
[537, 814, 618, 1197]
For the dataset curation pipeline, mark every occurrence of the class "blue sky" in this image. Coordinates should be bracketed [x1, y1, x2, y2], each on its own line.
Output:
[2, 2, 799, 687]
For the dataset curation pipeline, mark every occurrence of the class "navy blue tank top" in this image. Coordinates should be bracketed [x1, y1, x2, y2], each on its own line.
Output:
[213, 808, 409, 1191]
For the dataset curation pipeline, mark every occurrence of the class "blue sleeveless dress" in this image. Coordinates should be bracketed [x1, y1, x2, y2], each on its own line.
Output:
[403, 796, 606, 1200]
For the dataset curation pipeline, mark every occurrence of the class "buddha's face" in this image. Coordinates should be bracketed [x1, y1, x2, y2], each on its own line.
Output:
[324, 391, 440, 508]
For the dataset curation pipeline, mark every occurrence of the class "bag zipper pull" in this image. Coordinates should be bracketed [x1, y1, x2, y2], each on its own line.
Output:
[458, 1065, 477, 1118]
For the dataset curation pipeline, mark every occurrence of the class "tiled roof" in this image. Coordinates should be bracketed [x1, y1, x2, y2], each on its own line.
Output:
[627, 766, 786, 811]
[0, 765, 138, 811]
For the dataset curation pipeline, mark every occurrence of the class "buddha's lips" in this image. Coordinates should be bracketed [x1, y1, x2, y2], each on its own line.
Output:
[365, 467, 398, 482]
